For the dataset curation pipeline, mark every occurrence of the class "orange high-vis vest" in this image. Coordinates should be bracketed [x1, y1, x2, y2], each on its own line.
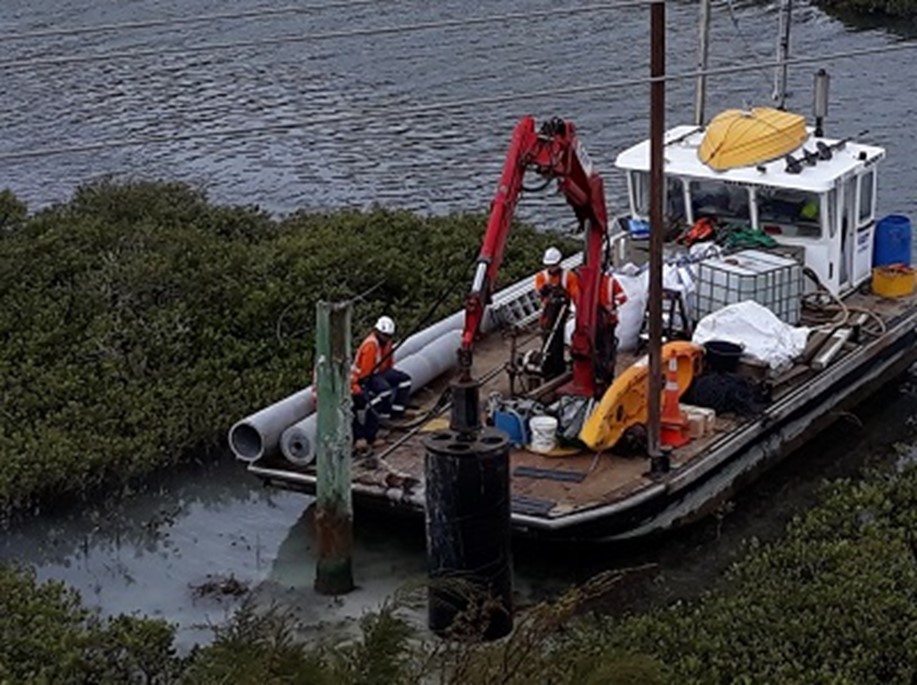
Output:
[352, 332, 393, 383]
[534, 268, 580, 305]
[599, 273, 627, 321]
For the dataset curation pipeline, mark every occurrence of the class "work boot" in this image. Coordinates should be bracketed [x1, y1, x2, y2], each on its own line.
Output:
[354, 438, 369, 453]
[372, 438, 386, 448]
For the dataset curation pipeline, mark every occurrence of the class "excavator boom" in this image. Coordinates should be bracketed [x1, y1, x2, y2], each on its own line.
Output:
[459, 116, 609, 398]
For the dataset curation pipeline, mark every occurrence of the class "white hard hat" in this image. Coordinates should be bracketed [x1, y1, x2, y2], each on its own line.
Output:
[543, 246, 562, 267]
[375, 315, 395, 335]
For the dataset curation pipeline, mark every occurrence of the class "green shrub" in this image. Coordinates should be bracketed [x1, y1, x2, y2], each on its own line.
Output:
[0, 565, 179, 684]
[0, 181, 572, 515]
[815, 0, 917, 17]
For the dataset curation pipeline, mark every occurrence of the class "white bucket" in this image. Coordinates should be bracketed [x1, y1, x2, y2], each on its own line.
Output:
[529, 416, 558, 454]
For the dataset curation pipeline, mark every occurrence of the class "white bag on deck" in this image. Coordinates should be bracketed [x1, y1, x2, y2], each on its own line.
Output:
[614, 268, 649, 352]
[692, 300, 809, 370]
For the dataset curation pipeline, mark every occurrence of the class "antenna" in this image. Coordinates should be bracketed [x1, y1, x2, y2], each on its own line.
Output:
[773, 0, 793, 109]
[813, 69, 830, 137]
[694, 0, 712, 126]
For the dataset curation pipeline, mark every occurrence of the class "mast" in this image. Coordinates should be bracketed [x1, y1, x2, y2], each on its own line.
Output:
[648, 0, 665, 458]
[773, 0, 793, 109]
[694, 0, 711, 127]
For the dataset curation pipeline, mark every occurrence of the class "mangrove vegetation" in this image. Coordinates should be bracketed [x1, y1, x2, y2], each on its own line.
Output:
[0, 180, 566, 517]
[3, 181, 917, 682]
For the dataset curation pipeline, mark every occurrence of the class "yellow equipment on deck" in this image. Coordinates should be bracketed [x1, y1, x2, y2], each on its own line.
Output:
[579, 341, 704, 451]
[872, 265, 916, 298]
[698, 107, 807, 171]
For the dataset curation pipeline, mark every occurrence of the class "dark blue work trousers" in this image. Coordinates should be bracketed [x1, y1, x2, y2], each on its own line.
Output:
[361, 368, 412, 418]
[352, 392, 379, 443]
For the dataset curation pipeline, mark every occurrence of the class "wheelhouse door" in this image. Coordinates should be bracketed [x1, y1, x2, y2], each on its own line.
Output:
[852, 168, 877, 287]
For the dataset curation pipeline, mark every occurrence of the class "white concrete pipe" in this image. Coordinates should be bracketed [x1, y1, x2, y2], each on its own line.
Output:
[397, 330, 461, 389]
[229, 388, 315, 462]
[278, 330, 461, 467]
[230, 255, 582, 463]
[278, 413, 318, 467]
[395, 311, 464, 359]
[229, 316, 463, 463]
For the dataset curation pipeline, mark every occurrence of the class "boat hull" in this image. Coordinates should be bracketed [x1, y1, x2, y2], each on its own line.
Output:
[248, 307, 917, 542]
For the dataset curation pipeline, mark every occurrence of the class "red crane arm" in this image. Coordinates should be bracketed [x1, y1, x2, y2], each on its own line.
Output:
[458, 116, 609, 398]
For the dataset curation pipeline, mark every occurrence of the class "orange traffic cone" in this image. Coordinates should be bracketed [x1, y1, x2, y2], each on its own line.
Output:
[660, 356, 690, 448]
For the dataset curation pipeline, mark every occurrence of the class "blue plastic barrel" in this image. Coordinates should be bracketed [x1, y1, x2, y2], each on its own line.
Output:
[873, 214, 912, 267]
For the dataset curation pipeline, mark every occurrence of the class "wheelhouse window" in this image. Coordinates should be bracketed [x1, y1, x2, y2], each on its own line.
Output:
[630, 171, 686, 222]
[756, 186, 822, 238]
[858, 169, 875, 226]
[631, 171, 649, 216]
[689, 180, 751, 224]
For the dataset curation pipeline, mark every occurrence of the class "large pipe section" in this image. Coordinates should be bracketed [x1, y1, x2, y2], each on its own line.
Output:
[279, 330, 462, 466]
[229, 388, 315, 462]
[229, 254, 583, 463]
[229, 319, 464, 463]
[396, 312, 464, 359]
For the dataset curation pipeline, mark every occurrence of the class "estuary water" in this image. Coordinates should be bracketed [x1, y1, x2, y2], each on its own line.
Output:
[2, 0, 917, 647]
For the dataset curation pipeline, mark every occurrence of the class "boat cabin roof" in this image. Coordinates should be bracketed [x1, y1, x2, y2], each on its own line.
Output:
[614, 125, 886, 194]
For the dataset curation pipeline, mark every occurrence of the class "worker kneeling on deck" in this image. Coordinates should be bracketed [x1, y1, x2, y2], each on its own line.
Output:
[353, 315, 412, 426]
[597, 269, 627, 386]
[535, 247, 580, 381]
[350, 372, 382, 452]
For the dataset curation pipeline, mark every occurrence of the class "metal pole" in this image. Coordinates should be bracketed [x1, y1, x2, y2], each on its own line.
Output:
[813, 68, 829, 137]
[647, 0, 665, 459]
[694, 0, 711, 127]
[314, 300, 355, 595]
[773, 0, 792, 109]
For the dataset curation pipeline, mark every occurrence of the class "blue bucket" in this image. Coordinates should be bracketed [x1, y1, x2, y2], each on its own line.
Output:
[493, 410, 528, 447]
[874, 214, 912, 267]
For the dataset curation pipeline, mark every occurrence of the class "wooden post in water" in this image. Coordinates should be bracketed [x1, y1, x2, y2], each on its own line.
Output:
[314, 300, 355, 595]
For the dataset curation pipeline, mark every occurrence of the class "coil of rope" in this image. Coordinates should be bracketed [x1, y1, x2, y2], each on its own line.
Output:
[801, 266, 886, 337]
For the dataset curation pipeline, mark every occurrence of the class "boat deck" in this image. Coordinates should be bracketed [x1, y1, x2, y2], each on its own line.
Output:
[248, 287, 917, 537]
[358, 328, 738, 521]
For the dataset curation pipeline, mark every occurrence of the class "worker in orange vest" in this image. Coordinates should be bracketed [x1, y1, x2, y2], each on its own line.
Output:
[597, 269, 628, 384]
[534, 247, 579, 380]
[352, 315, 412, 431]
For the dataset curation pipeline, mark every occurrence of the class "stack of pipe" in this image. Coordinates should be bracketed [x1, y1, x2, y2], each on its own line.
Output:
[228, 254, 583, 466]
[279, 330, 462, 465]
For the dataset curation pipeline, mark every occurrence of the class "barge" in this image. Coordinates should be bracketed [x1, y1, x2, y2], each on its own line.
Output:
[231, 113, 917, 542]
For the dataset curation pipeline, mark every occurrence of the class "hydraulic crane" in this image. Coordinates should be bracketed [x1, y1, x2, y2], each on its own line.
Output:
[457, 116, 610, 403]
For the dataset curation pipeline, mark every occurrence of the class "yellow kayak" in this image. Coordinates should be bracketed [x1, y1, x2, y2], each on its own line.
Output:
[580, 341, 703, 451]
[698, 107, 807, 171]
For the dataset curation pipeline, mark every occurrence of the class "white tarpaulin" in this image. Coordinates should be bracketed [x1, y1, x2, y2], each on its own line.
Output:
[692, 300, 809, 370]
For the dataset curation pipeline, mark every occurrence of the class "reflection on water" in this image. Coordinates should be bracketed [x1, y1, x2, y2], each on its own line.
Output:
[0, 458, 431, 648]
[1, 372, 915, 646]
[0, 461, 307, 646]
[4, 0, 917, 226]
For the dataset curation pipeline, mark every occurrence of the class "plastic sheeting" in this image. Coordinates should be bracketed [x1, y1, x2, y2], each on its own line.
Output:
[615, 269, 649, 351]
[692, 300, 809, 370]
